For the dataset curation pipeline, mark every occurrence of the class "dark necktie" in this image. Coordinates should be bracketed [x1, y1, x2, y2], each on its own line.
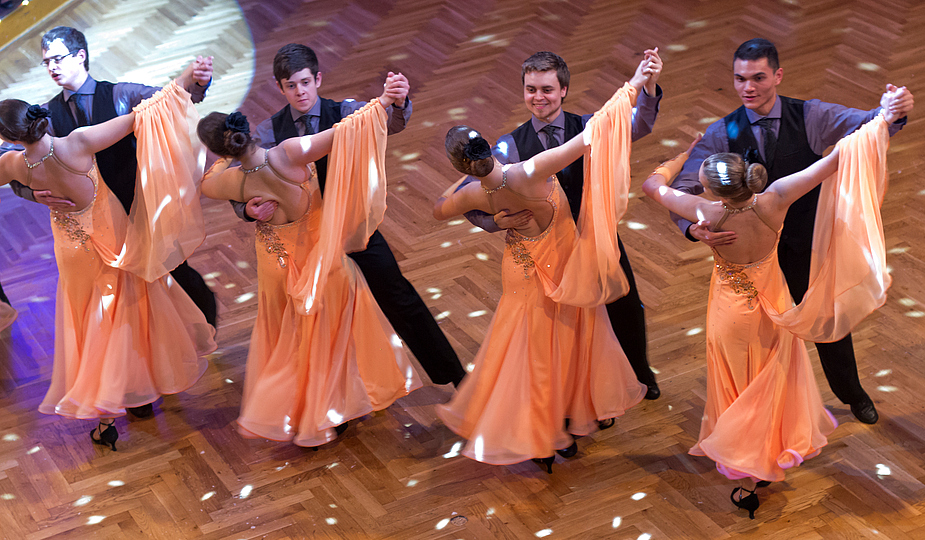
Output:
[296, 114, 314, 136]
[540, 125, 560, 149]
[755, 117, 776, 166]
[69, 94, 90, 127]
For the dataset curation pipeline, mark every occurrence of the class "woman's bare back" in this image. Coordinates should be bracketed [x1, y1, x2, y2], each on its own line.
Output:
[21, 138, 96, 212]
[709, 195, 784, 264]
[239, 148, 312, 225]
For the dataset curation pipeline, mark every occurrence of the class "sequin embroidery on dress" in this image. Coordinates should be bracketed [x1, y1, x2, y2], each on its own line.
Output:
[504, 176, 559, 279]
[715, 258, 760, 309]
[52, 211, 93, 251]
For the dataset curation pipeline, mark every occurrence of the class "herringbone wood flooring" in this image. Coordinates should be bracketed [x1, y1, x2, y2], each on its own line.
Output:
[0, 0, 923, 538]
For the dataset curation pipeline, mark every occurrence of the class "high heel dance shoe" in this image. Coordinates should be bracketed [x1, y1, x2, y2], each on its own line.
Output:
[90, 421, 118, 451]
[730, 486, 759, 519]
[532, 456, 555, 474]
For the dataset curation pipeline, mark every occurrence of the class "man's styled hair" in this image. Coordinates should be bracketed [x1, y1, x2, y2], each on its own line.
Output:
[734, 38, 779, 71]
[521, 51, 570, 90]
[41, 26, 89, 71]
[273, 43, 320, 83]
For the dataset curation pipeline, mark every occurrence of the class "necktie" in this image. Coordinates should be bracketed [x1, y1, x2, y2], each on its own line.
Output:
[69, 94, 90, 127]
[755, 117, 776, 166]
[540, 125, 560, 149]
[296, 115, 314, 136]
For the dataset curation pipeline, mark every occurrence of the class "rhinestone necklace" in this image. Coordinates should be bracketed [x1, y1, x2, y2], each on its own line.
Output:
[23, 139, 54, 169]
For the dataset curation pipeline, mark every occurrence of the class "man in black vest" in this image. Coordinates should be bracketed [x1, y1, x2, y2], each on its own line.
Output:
[669, 38, 914, 424]
[242, 43, 467, 387]
[9, 26, 219, 417]
[458, 51, 664, 401]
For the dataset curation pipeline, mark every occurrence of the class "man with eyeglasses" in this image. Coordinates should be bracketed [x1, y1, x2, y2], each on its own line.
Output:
[6, 27, 218, 417]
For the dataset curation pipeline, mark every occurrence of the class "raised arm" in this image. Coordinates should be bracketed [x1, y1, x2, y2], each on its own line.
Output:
[278, 128, 335, 167]
[642, 136, 712, 224]
[67, 113, 136, 155]
[0, 149, 23, 187]
[767, 97, 900, 211]
[201, 157, 242, 201]
[763, 146, 840, 210]
[519, 129, 589, 185]
[434, 176, 485, 220]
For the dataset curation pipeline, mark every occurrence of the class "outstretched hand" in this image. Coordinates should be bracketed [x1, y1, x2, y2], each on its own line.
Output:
[642, 47, 661, 96]
[689, 220, 737, 247]
[880, 84, 913, 124]
[178, 56, 212, 90]
[629, 48, 662, 95]
[379, 71, 409, 108]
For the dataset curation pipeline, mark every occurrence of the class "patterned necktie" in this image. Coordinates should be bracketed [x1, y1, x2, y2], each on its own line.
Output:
[540, 125, 560, 149]
[755, 117, 776, 166]
[69, 94, 90, 127]
[296, 115, 314, 136]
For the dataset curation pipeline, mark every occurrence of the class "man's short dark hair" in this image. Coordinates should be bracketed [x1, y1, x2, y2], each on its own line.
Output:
[273, 43, 319, 83]
[521, 51, 570, 90]
[734, 38, 779, 71]
[41, 26, 89, 71]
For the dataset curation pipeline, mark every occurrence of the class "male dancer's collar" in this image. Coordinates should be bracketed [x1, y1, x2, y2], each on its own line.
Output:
[529, 111, 566, 135]
[744, 95, 782, 123]
[288, 97, 322, 123]
[62, 76, 97, 102]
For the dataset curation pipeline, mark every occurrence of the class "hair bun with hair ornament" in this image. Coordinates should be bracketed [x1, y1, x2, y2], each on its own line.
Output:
[224, 111, 250, 134]
[463, 136, 492, 161]
[26, 105, 50, 122]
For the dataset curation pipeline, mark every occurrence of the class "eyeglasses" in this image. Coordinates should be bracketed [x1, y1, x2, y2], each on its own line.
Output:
[41, 50, 79, 68]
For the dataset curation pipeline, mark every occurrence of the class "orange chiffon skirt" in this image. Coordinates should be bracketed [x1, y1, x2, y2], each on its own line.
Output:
[689, 244, 837, 481]
[236, 189, 422, 447]
[38, 171, 215, 419]
[437, 186, 645, 464]
[689, 117, 892, 481]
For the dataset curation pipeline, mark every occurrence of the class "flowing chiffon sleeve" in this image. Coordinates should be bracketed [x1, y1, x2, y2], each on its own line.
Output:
[766, 116, 891, 340]
[290, 99, 389, 315]
[540, 83, 636, 307]
[96, 81, 206, 281]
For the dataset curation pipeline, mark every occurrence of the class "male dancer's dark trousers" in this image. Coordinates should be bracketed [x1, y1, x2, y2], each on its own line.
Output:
[170, 262, 217, 328]
[347, 230, 466, 386]
[778, 242, 867, 404]
[606, 236, 655, 386]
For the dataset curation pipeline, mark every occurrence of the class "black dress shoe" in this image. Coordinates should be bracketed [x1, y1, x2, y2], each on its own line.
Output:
[556, 441, 578, 458]
[127, 403, 154, 418]
[644, 383, 660, 400]
[850, 396, 878, 424]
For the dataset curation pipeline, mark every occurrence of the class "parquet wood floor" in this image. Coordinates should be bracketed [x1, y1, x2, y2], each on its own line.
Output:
[0, 0, 923, 538]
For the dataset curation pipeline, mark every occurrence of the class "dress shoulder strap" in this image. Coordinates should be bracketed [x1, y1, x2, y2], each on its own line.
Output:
[712, 195, 777, 233]
[751, 205, 778, 233]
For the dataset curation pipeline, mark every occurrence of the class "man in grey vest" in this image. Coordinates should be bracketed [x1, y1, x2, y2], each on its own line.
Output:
[240, 43, 467, 387]
[669, 38, 914, 424]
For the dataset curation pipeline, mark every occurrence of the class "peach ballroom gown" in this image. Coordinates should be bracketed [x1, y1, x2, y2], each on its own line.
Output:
[235, 99, 422, 447]
[37, 82, 216, 419]
[689, 117, 892, 481]
[437, 84, 647, 465]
